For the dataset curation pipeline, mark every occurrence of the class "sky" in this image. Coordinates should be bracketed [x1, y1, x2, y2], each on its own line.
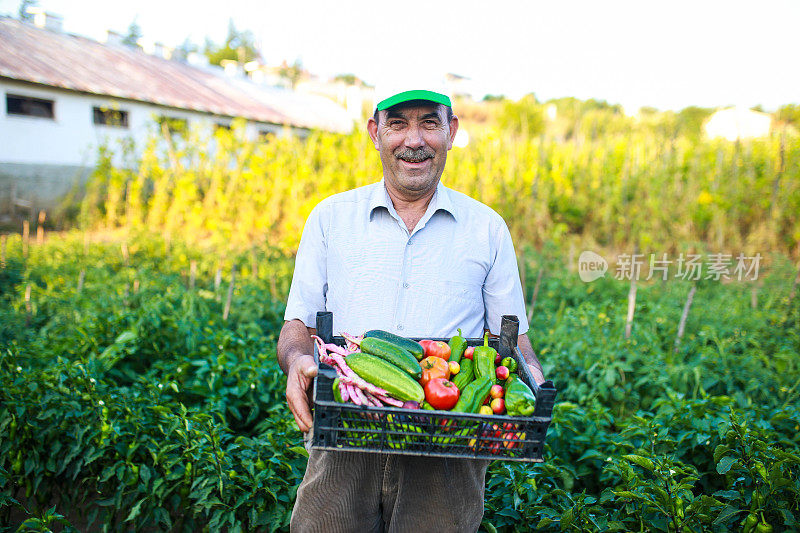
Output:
[1, 0, 798, 112]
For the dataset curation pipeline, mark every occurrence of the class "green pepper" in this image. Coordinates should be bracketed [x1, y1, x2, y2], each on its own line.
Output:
[448, 328, 467, 363]
[452, 375, 493, 413]
[743, 513, 758, 533]
[452, 358, 474, 390]
[505, 375, 536, 416]
[421, 401, 435, 410]
[500, 356, 517, 373]
[473, 331, 496, 380]
[332, 378, 345, 403]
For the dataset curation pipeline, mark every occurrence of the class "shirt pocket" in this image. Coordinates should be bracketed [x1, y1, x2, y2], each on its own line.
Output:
[416, 279, 484, 330]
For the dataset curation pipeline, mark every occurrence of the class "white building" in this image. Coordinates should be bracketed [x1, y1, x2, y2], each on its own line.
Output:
[704, 107, 773, 141]
[0, 15, 353, 213]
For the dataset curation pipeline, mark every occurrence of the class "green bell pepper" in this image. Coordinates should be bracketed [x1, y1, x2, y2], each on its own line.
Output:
[473, 331, 496, 380]
[505, 375, 536, 416]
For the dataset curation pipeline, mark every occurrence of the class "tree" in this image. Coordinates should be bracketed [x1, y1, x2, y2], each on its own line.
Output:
[122, 18, 142, 48]
[776, 104, 800, 127]
[204, 19, 259, 66]
[17, 0, 36, 21]
[278, 59, 305, 89]
[498, 94, 545, 137]
[172, 38, 198, 62]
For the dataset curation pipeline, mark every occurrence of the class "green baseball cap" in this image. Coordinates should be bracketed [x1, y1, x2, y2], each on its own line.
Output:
[374, 78, 452, 111]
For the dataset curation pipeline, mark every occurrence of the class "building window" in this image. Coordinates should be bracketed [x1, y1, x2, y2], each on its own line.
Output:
[93, 106, 129, 128]
[6, 94, 55, 119]
[156, 116, 189, 136]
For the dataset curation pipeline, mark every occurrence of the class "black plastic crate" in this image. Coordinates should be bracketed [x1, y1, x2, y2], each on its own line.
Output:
[311, 312, 557, 462]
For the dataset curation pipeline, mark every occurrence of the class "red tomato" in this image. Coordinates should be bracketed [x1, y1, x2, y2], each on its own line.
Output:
[463, 346, 475, 360]
[424, 378, 460, 410]
[424, 340, 451, 360]
[419, 356, 450, 388]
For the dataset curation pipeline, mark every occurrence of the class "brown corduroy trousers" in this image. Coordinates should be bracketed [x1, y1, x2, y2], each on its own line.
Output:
[290, 449, 490, 533]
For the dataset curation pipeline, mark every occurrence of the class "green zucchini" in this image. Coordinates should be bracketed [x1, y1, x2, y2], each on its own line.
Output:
[364, 330, 425, 360]
[345, 352, 424, 403]
[360, 337, 422, 380]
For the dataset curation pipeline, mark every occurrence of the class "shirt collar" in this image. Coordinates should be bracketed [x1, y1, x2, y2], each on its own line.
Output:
[368, 179, 459, 222]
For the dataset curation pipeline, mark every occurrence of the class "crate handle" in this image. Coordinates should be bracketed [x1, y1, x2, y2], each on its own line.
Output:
[316, 311, 333, 343]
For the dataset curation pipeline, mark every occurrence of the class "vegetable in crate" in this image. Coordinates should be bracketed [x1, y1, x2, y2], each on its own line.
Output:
[448, 328, 467, 363]
[345, 352, 424, 403]
[365, 329, 425, 361]
[424, 377, 460, 410]
[451, 375, 493, 413]
[473, 331, 497, 380]
[419, 339, 451, 360]
[419, 356, 450, 387]
[343, 333, 422, 379]
[451, 358, 474, 390]
[500, 356, 517, 373]
[505, 375, 536, 416]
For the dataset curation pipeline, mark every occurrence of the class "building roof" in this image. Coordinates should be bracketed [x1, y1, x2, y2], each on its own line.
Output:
[0, 17, 350, 131]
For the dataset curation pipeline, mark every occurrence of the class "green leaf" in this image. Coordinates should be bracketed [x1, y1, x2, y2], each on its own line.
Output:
[623, 454, 655, 471]
[716, 456, 738, 474]
[614, 491, 644, 501]
[288, 446, 308, 458]
[713, 505, 741, 525]
[125, 498, 146, 522]
[115, 331, 137, 344]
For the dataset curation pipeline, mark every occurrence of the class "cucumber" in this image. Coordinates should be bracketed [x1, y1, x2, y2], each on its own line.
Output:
[360, 337, 422, 380]
[364, 330, 425, 360]
[452, 358, 475, 390]
[345, 352, 424, 403]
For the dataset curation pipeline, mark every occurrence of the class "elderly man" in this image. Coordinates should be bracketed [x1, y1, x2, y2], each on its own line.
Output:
[277, 81, 545, 532]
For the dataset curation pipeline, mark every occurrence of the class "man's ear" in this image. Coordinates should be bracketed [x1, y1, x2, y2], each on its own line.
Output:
[447, 114, 459, 150]
[367, 115, 380, 150]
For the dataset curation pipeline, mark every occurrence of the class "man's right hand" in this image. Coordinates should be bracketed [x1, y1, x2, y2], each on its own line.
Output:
[285, 354, 318, 433]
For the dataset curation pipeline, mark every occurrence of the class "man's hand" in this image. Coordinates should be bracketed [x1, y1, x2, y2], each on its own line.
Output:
[286, 354, 318, 433]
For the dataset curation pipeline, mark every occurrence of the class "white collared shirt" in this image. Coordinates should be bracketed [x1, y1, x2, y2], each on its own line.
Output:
[284, 180, 529, 339]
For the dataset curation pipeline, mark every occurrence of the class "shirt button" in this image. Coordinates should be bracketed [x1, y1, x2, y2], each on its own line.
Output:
[407, 240, 412, 246]
[403, 282, 409, 288]
[397, 325, 403, 330]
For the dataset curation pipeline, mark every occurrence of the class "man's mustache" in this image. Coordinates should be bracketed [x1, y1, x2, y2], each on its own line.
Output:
[396, 148, 435, 162]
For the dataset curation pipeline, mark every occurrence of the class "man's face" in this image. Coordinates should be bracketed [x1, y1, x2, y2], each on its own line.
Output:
[367, 101, 459, 199]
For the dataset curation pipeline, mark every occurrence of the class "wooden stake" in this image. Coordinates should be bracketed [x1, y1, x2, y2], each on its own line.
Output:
[518, 252, 527, 301]
[250, 248, 258, 280]
[22, 220, 29, 258]
[789, 260, 800, 304]
[36, 210, 45, 245]
[77, 269, 85, 293]
[625, 278, 637, 339]
[189, 260, 197, 290]
[223, 267, 236, 321]
[527, 268, 544, 323]
[674, 283, 697, 353]
[133, 279, 139, 293]
[214, 267, 222, 301]
[269, 275, 278, 300]
[121, 242, 129, 266]
[25, 283, 32, 326]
